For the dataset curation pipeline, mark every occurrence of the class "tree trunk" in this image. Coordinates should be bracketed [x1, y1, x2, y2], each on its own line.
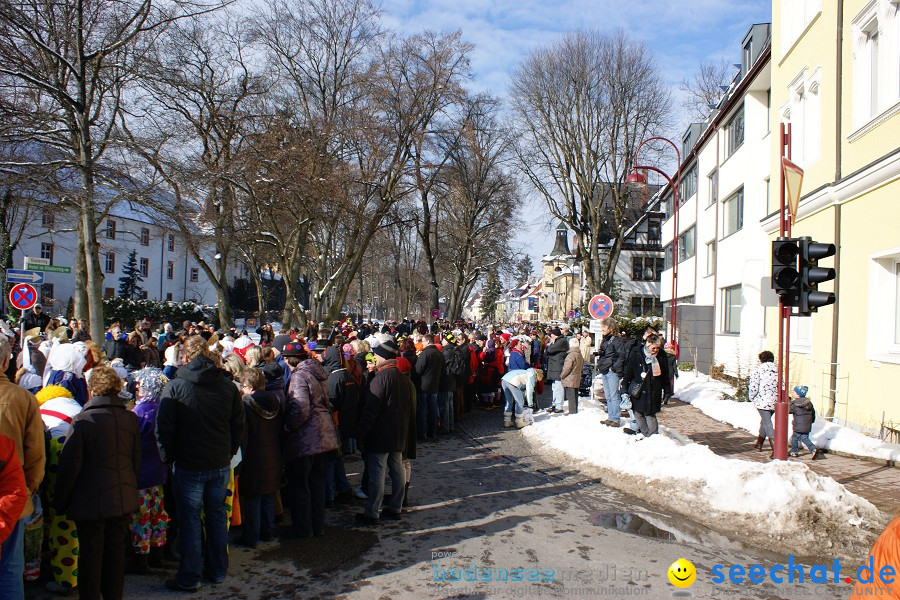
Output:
[74, 222, 89, 321]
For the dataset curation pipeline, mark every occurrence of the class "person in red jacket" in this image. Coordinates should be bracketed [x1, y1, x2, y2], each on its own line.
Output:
[0, 434, 27, 558]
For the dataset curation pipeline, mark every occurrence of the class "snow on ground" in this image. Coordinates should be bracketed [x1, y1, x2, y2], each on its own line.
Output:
[676, 371, 900, 463]
[521, 398, 884, 559]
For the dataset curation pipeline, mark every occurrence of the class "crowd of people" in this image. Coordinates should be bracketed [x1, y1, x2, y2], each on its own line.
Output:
[0, 302, 689, 598]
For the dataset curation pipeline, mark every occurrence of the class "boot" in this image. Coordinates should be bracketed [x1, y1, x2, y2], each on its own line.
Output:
[148, 546, 164, 569]
[503, 412, 513, 428]
[402, 482, 410, 507]
[812, 449, 826, 460]
[126, 552, 149, 575]
[515, 415, 529, 429]
[753, 435, 764, 452]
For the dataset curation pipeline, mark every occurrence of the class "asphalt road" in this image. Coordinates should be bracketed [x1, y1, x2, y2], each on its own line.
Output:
[27, 402, 850, 599]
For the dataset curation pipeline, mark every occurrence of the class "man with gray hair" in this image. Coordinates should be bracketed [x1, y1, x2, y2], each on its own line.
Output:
[0, 333, 46, 596]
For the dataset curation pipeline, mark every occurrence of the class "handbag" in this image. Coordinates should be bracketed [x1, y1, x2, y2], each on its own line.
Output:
[627, 361, 650, 398]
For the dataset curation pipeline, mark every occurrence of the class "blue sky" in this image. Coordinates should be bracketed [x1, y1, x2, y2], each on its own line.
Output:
[379, 0, 773, 277]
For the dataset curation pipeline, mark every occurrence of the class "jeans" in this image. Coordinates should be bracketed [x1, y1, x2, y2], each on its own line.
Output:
[417, 392, 440, 438]
[634, 411, 658, 436]
[285, 455, 327, 537]
[239, 495, 275, 546]
[791, 432, 816, 453]
[364, 452, 404, 518]
[551, 380, 564, 411]
[757, 409, 775, 443]
[75, 516, 129, 600]
[438, 390, 453, 432]
[0, 518, 24, 598]
[172, 466, 230, 587]
[325, 457, 352, 502]
[501, 381, 525, 415]
[602, 371, 622, 422]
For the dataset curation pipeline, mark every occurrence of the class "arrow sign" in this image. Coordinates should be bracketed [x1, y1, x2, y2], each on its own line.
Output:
[588, 293, 614, 320]
[6, 269, 43, 284]
[9, 283, 37, 311]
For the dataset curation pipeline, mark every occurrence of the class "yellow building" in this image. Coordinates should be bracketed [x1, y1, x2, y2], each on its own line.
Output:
[766, 0, 900, 433]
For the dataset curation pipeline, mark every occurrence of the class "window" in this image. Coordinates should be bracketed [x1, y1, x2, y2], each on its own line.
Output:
[632, 257, 663, 282]
[681, 165, 698, 200]
[40, 283, 54, 303]
[167, 261, 174, 280]
[766, 88, 772, 133]
[678, 227, 696, 262]
[630, 296, 662, 317]
[851, 2, 900, 130]
[140, 257, 149, 278]
[104, 287, 115, 299]
[168, 233, 175, 251]
[743, 39, 752, 72]
[140, 227, 150, 246]
[725, 106, 745, 157]
[706, 241, 716, 276]
[105, 252, 115, 273]
[789, 75, 821, 165]
[139, 290, 148, 300]
[42, 208, 54, 228]
[781, 0, 822, 52]
[722, 285, 742, 333]
[722, 187, 745, 238]
[105, 220, 116, 240]
[190, 267, 198, 282]
[765, 177, 776, 215]
[895, 262, 900, 346]
[647, 218, 661, 243]
[708, 169, 718, 207]
[40, 242, 53, 262]
[166, 292, 173, 301]
[664, 244, 672, 270]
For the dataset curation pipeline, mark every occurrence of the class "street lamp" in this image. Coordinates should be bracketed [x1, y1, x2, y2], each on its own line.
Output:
[627, 137, 682, 354]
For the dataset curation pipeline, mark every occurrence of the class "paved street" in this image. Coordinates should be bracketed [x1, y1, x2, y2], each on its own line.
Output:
[25, 398, 855, 600]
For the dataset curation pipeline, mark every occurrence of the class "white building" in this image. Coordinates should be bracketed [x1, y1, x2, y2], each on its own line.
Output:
[11, 198, 225, 316]
[660, 23, 772, 375]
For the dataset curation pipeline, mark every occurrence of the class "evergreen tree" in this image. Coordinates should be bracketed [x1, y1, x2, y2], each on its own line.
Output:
[514, 256, 533, 284]
[118, 249, 145, 300]
[480, 272, 502, 321]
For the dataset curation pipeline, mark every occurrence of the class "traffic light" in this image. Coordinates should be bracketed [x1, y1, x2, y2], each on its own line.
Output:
[798, 237, 836, 315]
[771, 237, 801, 306]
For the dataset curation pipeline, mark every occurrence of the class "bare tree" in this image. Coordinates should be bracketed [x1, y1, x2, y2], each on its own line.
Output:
[680, 58, 736, 122]
[510, 30, 672, 297]
[0, 0, 225, 341]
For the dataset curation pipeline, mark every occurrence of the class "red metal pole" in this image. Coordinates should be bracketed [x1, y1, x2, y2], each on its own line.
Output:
[773, 123, 790, 461]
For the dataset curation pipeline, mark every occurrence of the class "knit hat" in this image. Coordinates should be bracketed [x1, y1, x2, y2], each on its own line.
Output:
[373, 338, 399, 359]
[793, 385, 808, 398]
[550, 327, 562, 336]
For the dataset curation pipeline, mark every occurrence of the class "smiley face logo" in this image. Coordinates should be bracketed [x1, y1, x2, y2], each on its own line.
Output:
[668, 558, 696, 588]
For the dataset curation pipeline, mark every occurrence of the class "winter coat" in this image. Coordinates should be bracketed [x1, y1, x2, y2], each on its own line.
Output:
[156, 355, 244, 471]
[580, 335, 593, 363]
[559, 348, 585, 389]
[508, 348, 527, 372]
[323, 347, 361, 440]
[284, 359, 338, 460]
[439, 344, 457, 393]
[790, 398, 816, 434]
[415, 345, 445, 394]
[748, 362, 778, 411]
[622, 346, 671, 416]
[477, 350, 501, 390]
[664, 348, 678, 381]
[396, 357, 417, 461]
[0, 434, 27, 545]
[143, 346, 162, 369]
[501, 370, 538, 406]
[357, 359, 412, 454]
[240, 390, 283, 496]
[253, 360, 286, 406]
[22, 311, 50, 333]
[546, 336, 569, 380]
[0, 373, 45, 518]
[597, 333, 626, 377]
[54, 395, 140, 521]
[133, 402, 167, 489]
[102, 338, 129, 362]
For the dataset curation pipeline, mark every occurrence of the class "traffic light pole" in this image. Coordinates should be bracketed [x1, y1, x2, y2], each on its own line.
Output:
[774, 123, 792, 461]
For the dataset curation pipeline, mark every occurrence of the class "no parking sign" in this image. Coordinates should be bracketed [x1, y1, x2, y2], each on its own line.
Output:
[9, 283, 37, 311]
[587, 294, 614, 320]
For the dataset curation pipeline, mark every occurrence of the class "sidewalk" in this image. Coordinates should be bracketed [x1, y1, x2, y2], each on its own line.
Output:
[656, 398, 900, 516]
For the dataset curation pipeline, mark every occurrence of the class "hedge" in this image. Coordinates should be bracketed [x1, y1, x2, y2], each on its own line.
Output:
[102, 297, 210, 328]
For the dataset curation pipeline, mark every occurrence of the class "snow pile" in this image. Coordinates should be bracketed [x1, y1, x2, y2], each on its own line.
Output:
[676, 371, 900, 463]
[522, 399, 884, 558]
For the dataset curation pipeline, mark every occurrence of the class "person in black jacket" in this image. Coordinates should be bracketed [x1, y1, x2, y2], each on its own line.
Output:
[355, 338, 410, 525]
[321, 346, 357, 506]
[156, 336, 244, 593]
[545, 328, 569, 413]
[414, 334, 444, 440]
[789, 385, 824, 459]
[439, 333, 459, 434]
[597, 318, 629, 427]
[102, 327, 129, 362]
[621, 334, 670, 438]
[21, 304, 50, 333]
[55, 366, 140, 600]
[237, 368, 282, 547]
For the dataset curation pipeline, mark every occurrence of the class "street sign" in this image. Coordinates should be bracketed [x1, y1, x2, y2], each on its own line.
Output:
[588, 294, 614, 320]
[25, 262, 71, 274]
[24, 257, 48, 265]
[574, 311, 581, 319]
[9, 283, 37, 311]
[589, 319, 604, 334]
[546, 291, 558, 306]
[431, 309, 440, 319]
[567, 310, 575, 319]
[6, 269, 43, 284]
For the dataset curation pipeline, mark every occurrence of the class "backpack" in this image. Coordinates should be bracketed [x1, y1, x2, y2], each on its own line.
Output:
[447, 347, 468, 378]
